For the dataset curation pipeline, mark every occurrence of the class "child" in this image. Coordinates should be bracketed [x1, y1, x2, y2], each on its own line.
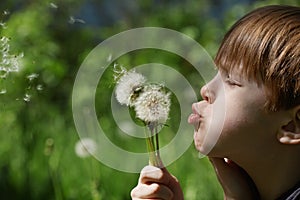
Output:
[130, 5, 300, 200]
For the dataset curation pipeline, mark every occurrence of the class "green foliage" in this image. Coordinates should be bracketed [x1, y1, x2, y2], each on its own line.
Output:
[0, 0, 299, 199]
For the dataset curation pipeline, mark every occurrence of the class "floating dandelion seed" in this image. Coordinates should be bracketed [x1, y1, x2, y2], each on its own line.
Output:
[23, 93, 31, 102]
[115, 70, 146, 106]
[49, 3, 58, 9]
[75, 138, 97, 158]
[3, 10, 10, 15]
[36, 84, 43, 91]
[68, 16, 76, 24]
[0, 22, 7, 29]
[107, 54, 112, 62]
[27, 73, 39, 81]
[68, 16, 86, 24]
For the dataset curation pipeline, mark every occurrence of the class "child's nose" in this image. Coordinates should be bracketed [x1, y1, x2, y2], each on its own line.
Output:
[200, 83, 214, 103]
[200, 84, 209, 102]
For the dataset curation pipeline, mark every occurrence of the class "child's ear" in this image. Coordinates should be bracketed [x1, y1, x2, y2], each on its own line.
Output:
[277, 106, 300, 145]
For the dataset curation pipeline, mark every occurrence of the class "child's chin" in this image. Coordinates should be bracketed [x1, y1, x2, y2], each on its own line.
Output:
[193, 138, 207, 155]
[194, 135, 216, 156]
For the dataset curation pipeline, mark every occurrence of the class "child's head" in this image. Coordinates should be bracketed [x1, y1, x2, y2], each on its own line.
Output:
[188, 5, 300, 157]
[214, 5, 300, 112]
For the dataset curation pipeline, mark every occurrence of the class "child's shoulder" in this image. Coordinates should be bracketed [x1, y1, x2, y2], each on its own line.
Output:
[277, 182, 300, 200]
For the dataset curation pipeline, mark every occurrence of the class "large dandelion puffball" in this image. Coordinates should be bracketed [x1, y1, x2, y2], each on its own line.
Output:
[115, 71, 146, 106]
[133, 84, 171, 124]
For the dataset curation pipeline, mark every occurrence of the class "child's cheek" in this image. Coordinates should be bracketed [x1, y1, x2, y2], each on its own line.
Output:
[195, 104, 226, 155]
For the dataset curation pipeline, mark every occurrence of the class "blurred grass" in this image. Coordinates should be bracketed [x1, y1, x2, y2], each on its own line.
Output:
[0, 0, 299, 199]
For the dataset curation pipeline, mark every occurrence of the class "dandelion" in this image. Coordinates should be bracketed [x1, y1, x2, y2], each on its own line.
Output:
[75, 138, 97, 158]
[114, 66, 171, 167]
[115, 69, 146, 106]
[133, 84, 171, 124]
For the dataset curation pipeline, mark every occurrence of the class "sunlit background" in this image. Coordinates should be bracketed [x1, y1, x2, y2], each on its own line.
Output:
[0, 0, 299, 199]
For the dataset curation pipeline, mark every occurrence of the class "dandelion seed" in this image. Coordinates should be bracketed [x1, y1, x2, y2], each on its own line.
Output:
[49, 3, 58, 9]
[133, 84, 171, 124]
[27, 73, 39, 81]
[115, 70, 146, 106]
[68, 16, 75, 24]
[68, 16, 85, 24]
[36, 84, 43, 91]
[75, 138, 97, 158]
[23, 93, 31, 102]
[3, 10, 10, 15]
[107, 54, 112, 62]
[0, 22, 7, 29]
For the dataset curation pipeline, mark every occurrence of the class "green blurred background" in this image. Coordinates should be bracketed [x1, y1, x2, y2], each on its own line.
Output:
[0, 0, 299, 199]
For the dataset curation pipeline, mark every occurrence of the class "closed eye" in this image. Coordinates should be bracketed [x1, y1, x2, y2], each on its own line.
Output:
[225, 75, 242, 87]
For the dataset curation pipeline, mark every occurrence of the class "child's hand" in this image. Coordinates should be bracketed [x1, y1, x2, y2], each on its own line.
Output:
[209, 157, 259, 200]
[131, 165, 184, 200]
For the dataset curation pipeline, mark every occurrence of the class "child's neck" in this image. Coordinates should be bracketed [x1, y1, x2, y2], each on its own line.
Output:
[233, 147, 300, 199]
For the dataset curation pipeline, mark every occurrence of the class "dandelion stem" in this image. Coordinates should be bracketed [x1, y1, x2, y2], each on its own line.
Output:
[145, 125, 162, 167]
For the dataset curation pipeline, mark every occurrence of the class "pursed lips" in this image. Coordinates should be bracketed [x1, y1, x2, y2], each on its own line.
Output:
[188, 103, 202, 130]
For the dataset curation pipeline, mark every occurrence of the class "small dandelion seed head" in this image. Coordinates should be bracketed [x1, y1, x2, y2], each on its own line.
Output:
[133, 84, 171, 124]
[115, 70, 146, 106]
[75, 138, 97, 158]
[0, 88, 6, 94]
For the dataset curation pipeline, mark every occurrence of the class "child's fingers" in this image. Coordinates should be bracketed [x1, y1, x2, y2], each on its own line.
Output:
[132, 165, 184, 200]
[139, 165, 171, 185]
[131, 182, 173, 200]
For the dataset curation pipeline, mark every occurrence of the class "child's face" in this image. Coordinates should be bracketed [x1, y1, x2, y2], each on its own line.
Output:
[188, 69, 285, 157]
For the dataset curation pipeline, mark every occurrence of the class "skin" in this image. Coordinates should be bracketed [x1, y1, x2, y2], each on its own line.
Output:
[131, 69, 300, 200]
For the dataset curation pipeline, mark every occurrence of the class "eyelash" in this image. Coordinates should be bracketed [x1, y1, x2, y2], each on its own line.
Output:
[225, 75, 241, 87]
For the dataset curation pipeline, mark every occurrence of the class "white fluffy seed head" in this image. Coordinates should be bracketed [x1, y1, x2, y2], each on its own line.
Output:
[115, 70, 146, 106]
[0, 36, 23, 78]
[75, 138, 97, 158]
[133, 84, 171, 124]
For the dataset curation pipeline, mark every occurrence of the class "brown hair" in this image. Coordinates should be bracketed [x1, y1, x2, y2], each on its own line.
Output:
[215, 5, 300, 111]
